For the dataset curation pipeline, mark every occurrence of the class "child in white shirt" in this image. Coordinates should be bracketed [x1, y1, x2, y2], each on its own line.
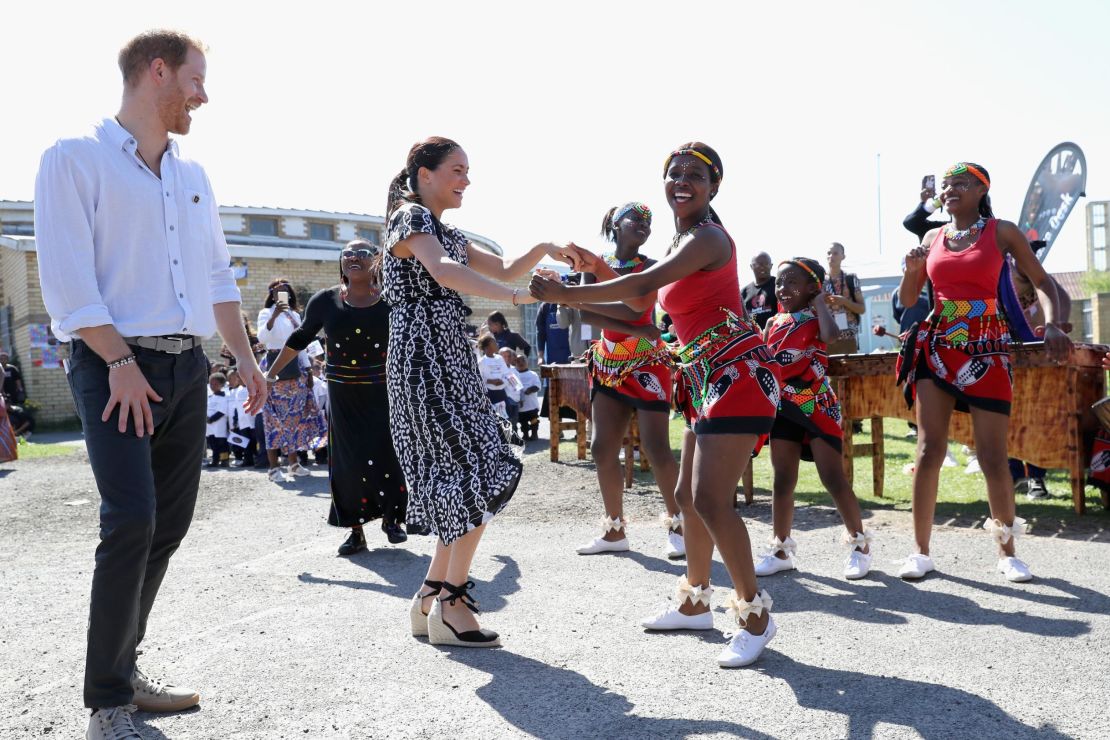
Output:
[515, 354, 542, 441]
[477, 335, 509, 419]
[227, 369, 256, 467]
[499, 347, 523, 439]
[206, 372, 230, 468]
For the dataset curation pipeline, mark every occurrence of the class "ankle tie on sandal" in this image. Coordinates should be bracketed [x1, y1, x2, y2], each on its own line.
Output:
[661, 511, 683, 533]
[675, 575, 713, 607]
[725, 589, 773, 626]
[602, 516, 626, 533]
[984, 517, 1026, 546]
[441, 581, 481, 614]
[842, 530, 875, 551]
[761, 536, 797, 558]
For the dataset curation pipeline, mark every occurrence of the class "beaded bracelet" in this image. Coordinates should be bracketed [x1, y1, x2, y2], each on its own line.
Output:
[106, 353, 136, 370]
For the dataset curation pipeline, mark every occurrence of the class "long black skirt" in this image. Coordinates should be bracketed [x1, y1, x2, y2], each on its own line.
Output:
[327, 381, 407, 528]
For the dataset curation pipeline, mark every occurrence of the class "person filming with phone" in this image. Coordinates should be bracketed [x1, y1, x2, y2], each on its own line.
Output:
[258, 279, 326, 483]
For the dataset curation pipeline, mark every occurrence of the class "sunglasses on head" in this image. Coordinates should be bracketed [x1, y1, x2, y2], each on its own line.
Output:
[341, 248, 375, 259]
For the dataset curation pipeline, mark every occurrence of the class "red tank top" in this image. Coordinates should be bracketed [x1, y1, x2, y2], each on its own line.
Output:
[601, 261, 654, 343]
[926, 219, 1004, 301]
[658, 223, 743, 344]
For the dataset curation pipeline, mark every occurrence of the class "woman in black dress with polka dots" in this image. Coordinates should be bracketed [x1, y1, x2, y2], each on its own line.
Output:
[267, 240, 408, 555]
[385, 137, 578, 648]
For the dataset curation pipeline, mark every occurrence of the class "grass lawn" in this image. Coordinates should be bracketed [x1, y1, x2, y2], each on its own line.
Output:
[9, 438, 78, 460]
[554, 416, 1108, 526]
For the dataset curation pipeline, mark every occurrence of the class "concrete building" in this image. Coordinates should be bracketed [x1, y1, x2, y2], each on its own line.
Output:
[0, 200, 533, 424]
[1087, 201, 1109, 271]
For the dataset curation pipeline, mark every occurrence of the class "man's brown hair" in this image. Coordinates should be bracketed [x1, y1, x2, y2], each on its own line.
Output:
[118, 29, 205, 87]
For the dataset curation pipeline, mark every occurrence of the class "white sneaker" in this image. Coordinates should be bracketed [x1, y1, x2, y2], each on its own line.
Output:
[844, 549, 873, 580]
[997, 556, 1033, 583]
[754, 536, 797, 576]
[664, 530, 686, 559]
[267, 467, 287, 483]
[717, 615, 777, 668]
[575, 536, 630, 555]
[965, 456, 982, 475]
[898, 553, 935, 580]
[86, 705, 140, 740]
[288, 463, 311, 477]
[942, 450, 958, 467]
[230, 459, 245, 468]
[641, 603, 713, 631]
[131, 667, 200, 712]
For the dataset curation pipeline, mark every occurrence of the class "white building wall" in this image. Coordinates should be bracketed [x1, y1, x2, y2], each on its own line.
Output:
[283, 217, 306, 238]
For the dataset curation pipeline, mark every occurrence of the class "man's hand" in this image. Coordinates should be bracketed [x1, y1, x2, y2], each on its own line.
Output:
[103, 362, 162, 437]
[238, 359, 268, 415]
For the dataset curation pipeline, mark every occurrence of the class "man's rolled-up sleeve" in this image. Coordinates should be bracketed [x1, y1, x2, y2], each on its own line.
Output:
[206, 173, 241, 306]
[34, 145, 114, 337]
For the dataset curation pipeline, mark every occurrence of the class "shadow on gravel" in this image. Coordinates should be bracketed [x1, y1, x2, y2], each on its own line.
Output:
[942, 574, 1110, 618]
[132, 706, 200, 739]
[296, 553, 522, 613]
[765, 653, 1067, 739]
[778, 572, 1090, 636]
[446, 649, 775, 739]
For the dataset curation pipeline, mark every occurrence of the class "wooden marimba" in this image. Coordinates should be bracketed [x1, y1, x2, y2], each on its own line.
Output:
[827, 342, 1108, 514]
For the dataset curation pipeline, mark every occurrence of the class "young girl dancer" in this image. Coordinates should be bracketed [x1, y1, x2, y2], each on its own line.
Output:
[896, 162, 1072, 582]
[384, 137, 577, 647]
[532, 143, 779, 668]
[563, 203, 684, 559]
[756, 258, 872, 580]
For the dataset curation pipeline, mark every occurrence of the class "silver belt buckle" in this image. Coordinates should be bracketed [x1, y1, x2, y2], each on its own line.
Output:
[156, 336, 185, 354]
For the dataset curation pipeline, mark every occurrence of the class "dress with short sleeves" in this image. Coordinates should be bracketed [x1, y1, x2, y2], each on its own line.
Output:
[382, 202, 522, 544]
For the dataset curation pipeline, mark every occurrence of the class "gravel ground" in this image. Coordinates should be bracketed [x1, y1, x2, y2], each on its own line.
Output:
[2, 429, 1109, 739]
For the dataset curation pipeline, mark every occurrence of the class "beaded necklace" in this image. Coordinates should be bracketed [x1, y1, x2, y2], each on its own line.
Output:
[669, 216, 715, 252]
[944, 216, 987, 242]
[604, 253, 646, 270]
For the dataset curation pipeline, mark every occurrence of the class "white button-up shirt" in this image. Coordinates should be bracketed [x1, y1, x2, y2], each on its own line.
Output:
[34, 117, 240, 342]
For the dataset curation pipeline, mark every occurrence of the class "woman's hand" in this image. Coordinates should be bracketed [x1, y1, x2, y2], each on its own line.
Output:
[565, 243, 603, 274]
[530, 273, 567, 303]
[1043, 324, 1073, 365]
[904, 245, 928, 273]
[543, 243, 585, 271]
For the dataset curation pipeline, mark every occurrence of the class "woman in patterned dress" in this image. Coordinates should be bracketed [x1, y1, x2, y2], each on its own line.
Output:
[384, 137, 578, 648]
[896, 162, 1071, 583]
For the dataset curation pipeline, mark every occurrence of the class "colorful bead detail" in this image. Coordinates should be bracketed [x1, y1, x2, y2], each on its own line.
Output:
[589, 335, 671, 387]
[674, 309, 760, 413]
[604, 253, 646, 270]
[944, 216, 987, 242]
[611, 202, 652, 227]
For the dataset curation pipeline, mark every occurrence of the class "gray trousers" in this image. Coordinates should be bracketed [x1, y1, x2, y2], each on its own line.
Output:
[67, 340, 207, 709]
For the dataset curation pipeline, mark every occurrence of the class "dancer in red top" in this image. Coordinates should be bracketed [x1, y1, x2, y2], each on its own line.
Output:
[896, 162, 1071, 582]
[531, 143, 780, 669]
[561, 202, 684, 559]
[757, 258, 872, 580]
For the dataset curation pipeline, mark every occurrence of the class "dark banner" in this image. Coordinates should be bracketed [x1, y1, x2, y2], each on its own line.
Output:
[1017, 142, 1086, 262]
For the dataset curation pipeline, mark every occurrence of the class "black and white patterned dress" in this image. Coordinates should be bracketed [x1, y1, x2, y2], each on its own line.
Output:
[383, 202, 522, 544]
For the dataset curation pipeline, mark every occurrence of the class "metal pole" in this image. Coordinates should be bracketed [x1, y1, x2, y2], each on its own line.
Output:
[876, 152, 883, 255]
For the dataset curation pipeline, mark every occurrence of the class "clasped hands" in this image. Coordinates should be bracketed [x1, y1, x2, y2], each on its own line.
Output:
[530, 242, 598, 302]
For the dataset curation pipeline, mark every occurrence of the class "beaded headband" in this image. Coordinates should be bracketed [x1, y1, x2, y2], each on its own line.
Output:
[664, 149, 722, 182]
[612, 202, 652, 227]
[944, 162, 990, 189]
[779, 259, 821, 284]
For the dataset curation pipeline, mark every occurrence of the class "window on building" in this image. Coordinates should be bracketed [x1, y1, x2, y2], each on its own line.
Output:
[249, 217, 279, 236]
[356, 226, 381, 245]
[1094, 229, 1107, 271]
[309, 222, 336, 242]
[1093, 203, 1107, 227]
[1081, 300, 1093, 342]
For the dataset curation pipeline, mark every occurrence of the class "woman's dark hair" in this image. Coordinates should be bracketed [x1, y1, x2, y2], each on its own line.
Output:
[668, 141, 725, 226]
[339, 239, 382, 287]
[264, 277, 298, 309]
[600, 206, 618, 243]
[786, 257, 826, 285]
[965, 162, 994, 218]
[487, 311, 509, 330]
[386, 136, 461, 218]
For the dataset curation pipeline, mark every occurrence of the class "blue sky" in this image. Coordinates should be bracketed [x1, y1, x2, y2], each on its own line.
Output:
[3, 0, 1106, 278]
